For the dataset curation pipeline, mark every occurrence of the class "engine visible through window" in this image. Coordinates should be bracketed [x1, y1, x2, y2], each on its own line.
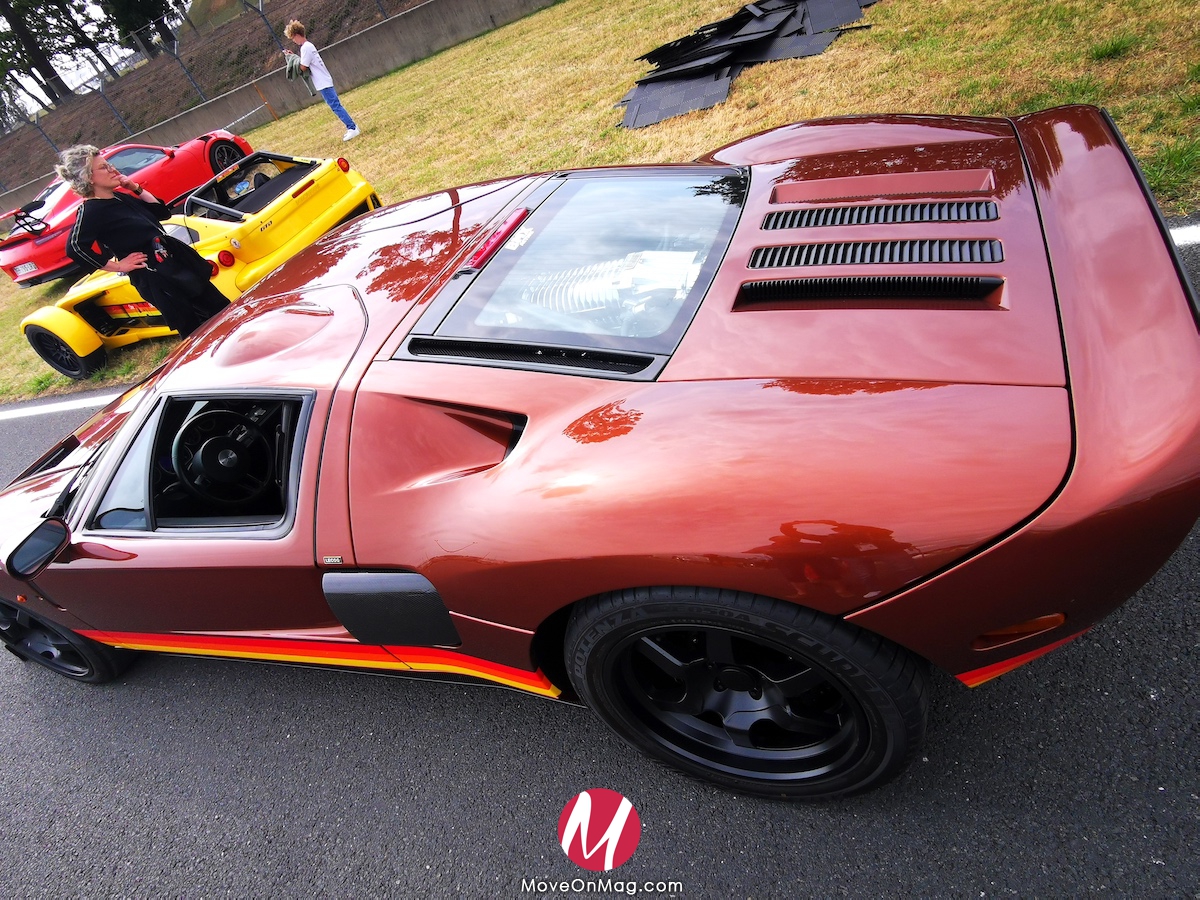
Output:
[428, 169, 745, 356]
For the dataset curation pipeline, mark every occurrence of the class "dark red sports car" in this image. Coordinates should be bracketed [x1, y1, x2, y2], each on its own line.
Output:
[1, 106, 1197, 800]
[0, 131, 252, 286]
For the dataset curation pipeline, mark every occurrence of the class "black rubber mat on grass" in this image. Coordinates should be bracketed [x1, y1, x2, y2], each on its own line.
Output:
[619, 0, 878, 128]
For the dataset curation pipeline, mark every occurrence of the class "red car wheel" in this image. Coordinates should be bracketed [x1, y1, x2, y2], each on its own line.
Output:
[208, 139, 245, 173]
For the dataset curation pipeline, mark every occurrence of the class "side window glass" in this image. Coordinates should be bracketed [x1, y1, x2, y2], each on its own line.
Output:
[92, 417, 154, 530]
[92, 396, 305, 532]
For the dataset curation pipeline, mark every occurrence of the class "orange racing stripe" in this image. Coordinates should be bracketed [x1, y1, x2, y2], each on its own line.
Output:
[955, 633, 1085, 687]
[388, 646, 561, 696]
[80, 630, 561, 697]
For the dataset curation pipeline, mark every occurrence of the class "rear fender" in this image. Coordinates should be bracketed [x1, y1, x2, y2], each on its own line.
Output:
[20, 306, 103, 357]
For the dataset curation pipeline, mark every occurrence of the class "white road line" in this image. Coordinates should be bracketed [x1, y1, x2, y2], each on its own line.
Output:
[1172, 224, 1200, 247]
[0, 223, 1196, 424]
[0, 392, 121, 423]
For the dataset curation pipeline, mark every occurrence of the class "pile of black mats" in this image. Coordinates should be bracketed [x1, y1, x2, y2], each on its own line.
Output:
[618, 0, 879, 128]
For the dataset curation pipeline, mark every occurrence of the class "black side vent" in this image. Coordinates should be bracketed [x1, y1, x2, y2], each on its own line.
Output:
[762, 201, 998, 230]
[735, 275, 1004, 309]
[749, 239, 1004, 269]
[407, 338, 655, 375]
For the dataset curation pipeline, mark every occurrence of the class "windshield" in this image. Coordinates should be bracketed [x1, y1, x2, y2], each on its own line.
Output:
[47, 440, 109, 520]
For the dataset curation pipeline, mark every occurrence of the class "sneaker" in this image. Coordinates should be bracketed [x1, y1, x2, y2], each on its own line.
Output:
[343, 128, 360, 141]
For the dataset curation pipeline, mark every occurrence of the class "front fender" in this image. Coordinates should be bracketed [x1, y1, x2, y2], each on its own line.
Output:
[20, 306, 103, 357]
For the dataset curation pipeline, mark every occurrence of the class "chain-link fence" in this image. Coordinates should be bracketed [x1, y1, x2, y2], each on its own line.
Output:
[1, 0, 423, 192]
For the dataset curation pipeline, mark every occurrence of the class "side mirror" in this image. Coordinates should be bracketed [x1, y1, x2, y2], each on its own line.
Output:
[6, 518, 70, 579]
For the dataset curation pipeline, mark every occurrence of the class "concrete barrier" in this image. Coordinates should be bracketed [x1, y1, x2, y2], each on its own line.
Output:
[1, 0, 558, 218]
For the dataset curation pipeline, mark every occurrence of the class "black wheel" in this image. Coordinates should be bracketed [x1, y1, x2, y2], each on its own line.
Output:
[564, 587, 929, 800]
[171, 410, 273, 506]
[25, 325, 106, 379]
[0, 598, 132, 683]
[208, 139, 244, 173]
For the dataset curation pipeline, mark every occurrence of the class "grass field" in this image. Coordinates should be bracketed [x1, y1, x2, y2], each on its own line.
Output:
[2, 0, 1197, 401]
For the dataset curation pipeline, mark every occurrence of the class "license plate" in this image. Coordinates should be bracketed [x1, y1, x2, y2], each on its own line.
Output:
[14, 262, 37, 275]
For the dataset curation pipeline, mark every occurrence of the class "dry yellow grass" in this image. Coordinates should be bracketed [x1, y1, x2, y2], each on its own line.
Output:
[2, 0, 1197, 400]
[245, 0, 1198, 206]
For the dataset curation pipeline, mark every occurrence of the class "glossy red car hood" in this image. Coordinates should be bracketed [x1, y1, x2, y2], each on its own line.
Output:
[142, 178, 535, 395]
[250, 177, 534, 303]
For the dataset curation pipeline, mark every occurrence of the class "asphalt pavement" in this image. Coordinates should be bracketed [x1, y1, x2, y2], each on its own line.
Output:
[0, 223, 1196, 898]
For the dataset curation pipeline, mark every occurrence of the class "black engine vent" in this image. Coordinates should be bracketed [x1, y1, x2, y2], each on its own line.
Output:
[407, 338, 655, 375]
[735, 275, 1004, 309]
[749, 239, 1004, 269]
[762, 201, 998, 230]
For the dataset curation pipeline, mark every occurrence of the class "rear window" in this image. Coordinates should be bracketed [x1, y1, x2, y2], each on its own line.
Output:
[428, 170, 745, 356]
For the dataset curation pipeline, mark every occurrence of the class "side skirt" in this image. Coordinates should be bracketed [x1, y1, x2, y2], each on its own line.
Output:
[78, 629, 561, 697]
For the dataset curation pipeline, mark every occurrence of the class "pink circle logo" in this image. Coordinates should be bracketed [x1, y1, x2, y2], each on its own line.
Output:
[557, 789, 642, 871]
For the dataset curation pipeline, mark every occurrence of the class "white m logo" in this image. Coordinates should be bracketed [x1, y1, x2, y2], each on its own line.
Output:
[559, 790, 635, 871]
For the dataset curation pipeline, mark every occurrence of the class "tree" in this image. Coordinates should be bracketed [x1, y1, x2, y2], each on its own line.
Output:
[0, 0, 72, 103]
[101, 0, 174, 56]
[45, 0, 121, 80]
[171, 0, 198, 36]
[0, 75, 30, 129]
[3, 68, 50, 110]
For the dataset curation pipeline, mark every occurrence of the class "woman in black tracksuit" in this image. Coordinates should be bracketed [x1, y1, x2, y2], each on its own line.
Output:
[57, 145, 229, 338]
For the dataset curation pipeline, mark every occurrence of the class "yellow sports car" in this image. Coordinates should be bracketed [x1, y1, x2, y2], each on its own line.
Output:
[22, 152, 380, 378]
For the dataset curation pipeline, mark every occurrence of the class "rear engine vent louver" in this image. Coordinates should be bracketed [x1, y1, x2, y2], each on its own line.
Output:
[735, 275, 1004, 310]
[407, 338, 655, 375]
[762, 201, 998, 230]
[749, 239, 1004, 269]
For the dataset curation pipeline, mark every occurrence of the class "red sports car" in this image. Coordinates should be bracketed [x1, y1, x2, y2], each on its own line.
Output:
[0, 131, 252, 286]
[1, 106, 1197, 800]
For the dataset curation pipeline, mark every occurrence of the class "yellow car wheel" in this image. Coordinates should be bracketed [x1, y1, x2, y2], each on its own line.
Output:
[25, 325, 107, 379]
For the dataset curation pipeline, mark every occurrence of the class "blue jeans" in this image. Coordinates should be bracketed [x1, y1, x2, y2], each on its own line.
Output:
[319, 87, 356, 130]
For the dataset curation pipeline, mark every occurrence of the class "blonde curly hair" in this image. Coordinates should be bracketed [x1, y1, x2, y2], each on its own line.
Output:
[284, 20, 306, 39]
[54, 145, 102, 198]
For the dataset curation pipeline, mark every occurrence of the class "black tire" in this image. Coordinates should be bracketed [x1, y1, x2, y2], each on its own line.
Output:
[564, 587, 929, 800]
[208, 139, 244, 173]
[0, 598, 133, 684]
[25, 325, 106, 379]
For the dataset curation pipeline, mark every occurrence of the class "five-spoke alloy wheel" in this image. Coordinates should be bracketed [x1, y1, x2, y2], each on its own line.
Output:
[0, 598, 130, 683]
[208, 139, 245, 173]
[565, 587, 929, 799]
